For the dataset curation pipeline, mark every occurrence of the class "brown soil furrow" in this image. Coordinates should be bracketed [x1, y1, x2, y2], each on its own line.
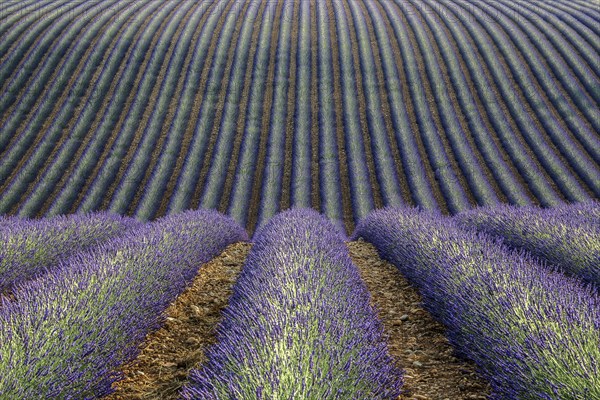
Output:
[68, 2, 174, 213]
[324, 0, 356, 233]
[354, 0, 412, 206]
[414, 3, 507, 205]
[427, 1, 536, 205]
[339, 0, 384, 211]
[348, 241, 490, 400]
[280, 0, 299, 211]
[7, 3, 140, 215]
[189, 1, 254, 211]
[246, 0, 285, 235]
[126, 1, 222, 217]
[217, 2, 269, 215]
[156, 0, 236, 218]
[102, 2, 199, 211]
[106, 242, 251, 400]
[394, 1, 476, 209]
[372, 0, 448, 215]
[309, 0, 321, 212]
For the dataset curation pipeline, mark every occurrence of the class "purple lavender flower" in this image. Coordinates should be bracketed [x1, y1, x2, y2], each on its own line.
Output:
[182, 208, 403, 399]
[455, 201, 600, 287]
[0, 212, 140, 292]
[353, 207, 599, 399]
[0, 209, 247, 398]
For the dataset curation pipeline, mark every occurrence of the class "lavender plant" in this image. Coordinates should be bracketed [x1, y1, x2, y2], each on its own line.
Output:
[0, 210, 247, 399]
[455, 202, 600, 287]
[544, 200, 600, 225]
[353, 207, 599, 399]
[182, 208, 403, 399]
[0, 212, 140, 292]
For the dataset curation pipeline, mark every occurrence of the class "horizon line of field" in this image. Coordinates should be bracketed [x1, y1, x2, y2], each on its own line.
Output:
[0, 0, 598, 234]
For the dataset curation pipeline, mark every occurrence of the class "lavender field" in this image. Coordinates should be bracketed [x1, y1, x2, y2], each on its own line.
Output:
[1, 0, 599, 398]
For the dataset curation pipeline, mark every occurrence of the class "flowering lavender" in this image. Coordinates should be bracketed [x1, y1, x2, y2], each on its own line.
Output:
[0, 212, 140, 292]
[455, 202, 600, 287]
[0, 210, 247, 399]
[543, 200, 600, 225]
[353, 207, 600, 399]
[182, 208, 403, 399]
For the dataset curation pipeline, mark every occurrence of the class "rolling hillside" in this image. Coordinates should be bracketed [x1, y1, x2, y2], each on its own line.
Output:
[0, 0, 598, 234]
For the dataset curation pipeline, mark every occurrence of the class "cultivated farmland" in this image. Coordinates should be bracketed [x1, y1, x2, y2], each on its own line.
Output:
[1, 0, 599, 399]
[0, 0, 598, 233]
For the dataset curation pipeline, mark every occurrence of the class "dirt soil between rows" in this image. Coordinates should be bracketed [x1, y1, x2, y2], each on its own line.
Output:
[348, 240, 490, 400]
[107, 242, 251, 400]
[107, 240, 490, 400]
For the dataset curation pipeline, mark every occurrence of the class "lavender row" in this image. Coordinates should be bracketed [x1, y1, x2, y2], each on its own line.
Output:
[0, 210, 247, 398]
[455, 202, 600, 287]
[183, 209, 402, 399]
[0, 212, 139, 292]
[353, 207, 599, 399]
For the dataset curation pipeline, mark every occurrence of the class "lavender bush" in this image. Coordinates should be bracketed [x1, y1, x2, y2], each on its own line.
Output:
[0, 210, 247, 399]
[182, 208, 403, 399]
[455, 202, 600, 287]
[353, 207, 599, 399]
[0, 212, 140, 292]
[543, 200, 600, 225]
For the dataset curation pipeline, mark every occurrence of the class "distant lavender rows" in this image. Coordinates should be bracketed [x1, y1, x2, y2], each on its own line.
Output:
[182, 209, 403, 399]
[1, 0, 598, 234]
[455, 201, 600, 287]
[0, 210, 246, 398]
[0, 212, 140, 292]
[354, 207, 599, 399]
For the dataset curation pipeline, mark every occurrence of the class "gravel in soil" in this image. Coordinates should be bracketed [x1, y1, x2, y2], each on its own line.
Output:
[348, 240, 491, 400]
[106, 242, 251, 400]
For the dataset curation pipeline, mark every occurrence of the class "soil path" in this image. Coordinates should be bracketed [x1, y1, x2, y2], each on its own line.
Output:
[107, 242, 251, 400]
[107, 239, 490, 400]
[348, 241, 490, 400]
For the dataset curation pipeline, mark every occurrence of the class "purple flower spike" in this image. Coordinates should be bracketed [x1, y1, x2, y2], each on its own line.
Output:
[0, 209, 247, 398]
[353, 207, 600, 399]
[455, 201, 600, 287]
[182, 208, 403, 399]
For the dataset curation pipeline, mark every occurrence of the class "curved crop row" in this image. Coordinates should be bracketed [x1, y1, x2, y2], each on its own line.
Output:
[455, 202, 600, 287]
[0, 0, 597, 233]
[183, 209, 402, 399]
[3, 1, 143, 216]
[0, 1, 165, 215]
[0, 210, 247, 398]
[226, 2, 278, 228]
[353, 207, 599, 399]
[0, 212, 138, 292]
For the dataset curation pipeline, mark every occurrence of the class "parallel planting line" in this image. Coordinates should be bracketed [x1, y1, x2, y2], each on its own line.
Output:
[14, 1, 140, 217]
[76, 1, 186, 213]
[105, 2, 199, 214]
[249, 0, 286, 233]
[197, 1, 266, 212]
[225, 2, 277, 228]
[46, 1, 172, 216]
[112, 2, 214, 216]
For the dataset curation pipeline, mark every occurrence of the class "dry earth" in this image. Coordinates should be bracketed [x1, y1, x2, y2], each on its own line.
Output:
[107, 242, 251, 400]
[107, 240, 490, 399]
[348, 240, 490, 400]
